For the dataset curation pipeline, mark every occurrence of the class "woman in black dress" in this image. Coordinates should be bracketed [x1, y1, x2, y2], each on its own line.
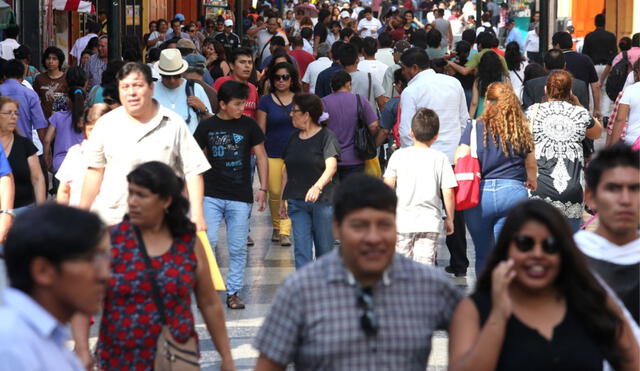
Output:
[448, 200, 639, 371]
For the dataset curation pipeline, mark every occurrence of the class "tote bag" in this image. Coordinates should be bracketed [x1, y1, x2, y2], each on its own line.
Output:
[454, 120, 481, 210]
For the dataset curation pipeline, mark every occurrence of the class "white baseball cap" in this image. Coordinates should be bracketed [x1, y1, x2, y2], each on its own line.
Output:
[224, 19, 233, 27]
[340, 10, 350, 18]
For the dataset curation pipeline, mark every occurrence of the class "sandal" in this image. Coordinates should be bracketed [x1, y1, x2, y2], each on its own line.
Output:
[226, 293, 246, 309]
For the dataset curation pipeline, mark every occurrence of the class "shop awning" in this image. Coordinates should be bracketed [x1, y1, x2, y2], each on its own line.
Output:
[52, 0, 95, 13]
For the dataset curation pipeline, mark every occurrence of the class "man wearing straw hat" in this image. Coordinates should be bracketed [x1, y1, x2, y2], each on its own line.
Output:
[153, 48, 212, 134]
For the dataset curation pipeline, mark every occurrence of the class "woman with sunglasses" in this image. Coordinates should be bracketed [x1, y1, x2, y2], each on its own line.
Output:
[256, 62, 301, 247]
[278, 93, 340, 269]
[448, 199, 639, 371]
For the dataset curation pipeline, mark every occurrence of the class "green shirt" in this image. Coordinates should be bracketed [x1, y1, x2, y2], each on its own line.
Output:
[465, 48, 508, 74]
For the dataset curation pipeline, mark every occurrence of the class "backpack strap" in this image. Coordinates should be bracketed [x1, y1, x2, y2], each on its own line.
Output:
[184, 79, 195, 124]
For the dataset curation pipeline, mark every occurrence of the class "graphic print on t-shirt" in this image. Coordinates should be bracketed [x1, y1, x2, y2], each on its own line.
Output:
[208, 131, 246, 185]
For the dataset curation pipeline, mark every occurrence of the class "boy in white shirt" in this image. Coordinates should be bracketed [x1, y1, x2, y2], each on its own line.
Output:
[357, 7, 382, 38]
[383, 108, 457, 265]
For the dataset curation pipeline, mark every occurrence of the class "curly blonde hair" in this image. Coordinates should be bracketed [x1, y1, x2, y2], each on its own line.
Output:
[478, 82, 533, 156]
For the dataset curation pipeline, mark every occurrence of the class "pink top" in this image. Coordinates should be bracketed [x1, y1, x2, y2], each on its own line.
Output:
[611, 47, 640, 70]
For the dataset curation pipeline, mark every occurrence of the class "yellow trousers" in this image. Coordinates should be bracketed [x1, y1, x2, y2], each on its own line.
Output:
[268, 157, 291, 236]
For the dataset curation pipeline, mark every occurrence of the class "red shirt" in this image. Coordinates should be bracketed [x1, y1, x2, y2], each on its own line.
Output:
[212, 76, 258, 118]
[289, 49, 316, 78]
[491, 47, 505, 57]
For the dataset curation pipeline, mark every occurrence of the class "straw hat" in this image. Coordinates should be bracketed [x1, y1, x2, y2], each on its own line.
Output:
[155, 48, 188, 76]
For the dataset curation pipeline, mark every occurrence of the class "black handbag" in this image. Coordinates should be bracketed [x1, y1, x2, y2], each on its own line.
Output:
[354, 93, 377, 160]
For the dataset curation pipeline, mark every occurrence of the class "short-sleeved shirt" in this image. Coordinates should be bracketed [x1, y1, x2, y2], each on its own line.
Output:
[384, 146, 458, 233]
[7, 134, 38, 208]
[194, 114, 265, 203]
[379, 96, 400, 130]
[620, 82, 640, 145]
[153, 79, 212, 133]
[84, 104, 211, 225]
[460, 120, 527, 181]
[563, 51, 598, 84]
[357, 17, 382, 38]
[257, 94, 295, 158]
[465, 48, 508, 74]
[0, 148, 11, 177]
[253, 250, 462, 369]
[313, 23, 328, 43]
[33, 72, 68, 118]
[55, 142, 86, 207]
[83, 54, 108, 90]
[49, 111, 84, 172]
[350, 70, 385, 110]
[289, 49, 316, 78]
[301, 57, 333, 94]
[282, 128, 341, 203]
[212, 76, 258, 118]
[315, 62, 344, 98]
[0, 79, 49, 141]
[322, 92, 378, 166]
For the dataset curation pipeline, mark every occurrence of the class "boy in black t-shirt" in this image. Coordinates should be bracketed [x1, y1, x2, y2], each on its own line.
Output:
[194, 80, 268, 309]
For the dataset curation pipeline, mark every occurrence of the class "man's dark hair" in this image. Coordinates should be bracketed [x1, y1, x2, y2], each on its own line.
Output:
[476, 31, 497, 49]
[435, 8, 445, 17]
[147, 47, 161, 63]
[5, 204, 106, 293]
[552, 31, 573, 49]
[330, 70, 351, 92]
[362, 37, 377, 57]
[331, 41, 344, 61]
[426, 29, 442, 48]
[339, 27, 355, 40]
[85, 36, 99, 52]
[461, 29, 476, 45]
[585, 143, 639, 192]
[87, 21, 100, 34]
[171, 18, 182, 27]
[411, 108, 439, 142]
[378, 32, 393, 48]
[228, 47, 253, 64]
[409, 29, 428, 49]
[4, 59, 25, 79]
[301, 27, 313, 40]
[13, 45, 31, 61]
[632, 33, 640, 48]
[116, 62, 154, 85]
[619, 37, 632, 52]
[349, 36, 363, 54]
[318, 8, 331, 23]
[544, 48, 566, 70]
[41, 46, 66, 68]
[4, 25, 19, 39]
[594, 13, 605, 28]
[393, 67, 407, 86]
[400, 47, 430, 70]
[333, 174, 397, 224]
[291, 36, 304, 48]
[339, 42, 358, 66]
[218, 80, 250, 103]
[270, 35, 286, 47]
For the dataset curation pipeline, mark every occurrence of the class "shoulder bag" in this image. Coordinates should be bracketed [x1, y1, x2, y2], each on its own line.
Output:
[454, 120, 481, 210]
[354, 93, 378, 160]
[135, 227, 201, 371]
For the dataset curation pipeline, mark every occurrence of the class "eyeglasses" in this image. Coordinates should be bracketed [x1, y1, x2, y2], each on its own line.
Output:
[0, 111, 18, 117]
[274, 74, 291, 81]
[161, 74, 182, 80]
[290, 108, 303, 114]
[188, 29, 196, 33]
[357, 287, 379, 337]
[513, 234, 559, 254]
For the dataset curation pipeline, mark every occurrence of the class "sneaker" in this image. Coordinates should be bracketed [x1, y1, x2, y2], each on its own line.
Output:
[226, 293, 246, 309]
[444, 266, 466, 277]
[271, 229, 280, 242]
[247, 236, 254, 246]
[280, 235, 292, 246]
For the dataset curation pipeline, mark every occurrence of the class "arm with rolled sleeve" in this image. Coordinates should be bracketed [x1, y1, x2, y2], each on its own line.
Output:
[399, 89, 417, 147]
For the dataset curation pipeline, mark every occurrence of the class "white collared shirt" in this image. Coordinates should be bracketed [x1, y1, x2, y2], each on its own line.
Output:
[0, 288, 84, 371]
[0, 38, 19, 60]
[399, 69, 469, 163]
[302, 57, 332, 94]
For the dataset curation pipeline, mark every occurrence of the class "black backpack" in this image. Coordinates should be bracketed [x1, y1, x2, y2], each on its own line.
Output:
[605, 51, 631, 101]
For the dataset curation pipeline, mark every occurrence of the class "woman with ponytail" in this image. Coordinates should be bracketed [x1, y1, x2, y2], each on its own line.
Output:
[454, 82, 538, 274]
[525, 70, 603, 232]
[43, 67, 87, 188]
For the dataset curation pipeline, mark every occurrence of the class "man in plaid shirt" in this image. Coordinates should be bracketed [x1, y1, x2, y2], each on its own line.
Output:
[254, 174, 462, 370]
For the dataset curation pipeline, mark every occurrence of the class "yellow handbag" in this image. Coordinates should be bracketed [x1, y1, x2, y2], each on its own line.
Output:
[197, 231, 226, 291]
[364, 157, 382, 178]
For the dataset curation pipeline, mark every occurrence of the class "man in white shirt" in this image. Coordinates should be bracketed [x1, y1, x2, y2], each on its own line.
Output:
[375, 32, 395, 67]
[524, 23, 541, 64]
[357, 36, 389, 85]
[152, 49, 212, 133]
[357, 7, 382, 39]
[575, 144, 640, 324]
[0, 25, 20, 60]
[247, 15, 289, 62]
[80, 62, 210, 229]
[69, 22, 100, 66]
[302, 42, 332, 93]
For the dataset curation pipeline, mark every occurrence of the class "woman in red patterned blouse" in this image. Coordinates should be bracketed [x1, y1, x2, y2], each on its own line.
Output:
[74, 161, 235, 371]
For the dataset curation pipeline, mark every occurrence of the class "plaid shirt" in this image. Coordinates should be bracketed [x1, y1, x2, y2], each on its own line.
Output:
[84, 54, 107, 90]
[253, 249, 462, 370]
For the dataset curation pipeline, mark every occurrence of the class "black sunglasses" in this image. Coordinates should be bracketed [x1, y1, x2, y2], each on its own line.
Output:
[513, 234, 559, 254]
[274, 74, 291, 81]
[357, 287, 378, 337]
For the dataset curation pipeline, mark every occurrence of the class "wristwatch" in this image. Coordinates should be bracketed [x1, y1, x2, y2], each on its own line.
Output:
[0, 209, 16, 218]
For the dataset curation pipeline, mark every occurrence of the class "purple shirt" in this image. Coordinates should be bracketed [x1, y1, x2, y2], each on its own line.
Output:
[49, 111, 83, 172]
[0, 79, 48, 141]
[322, 92, 377, 166]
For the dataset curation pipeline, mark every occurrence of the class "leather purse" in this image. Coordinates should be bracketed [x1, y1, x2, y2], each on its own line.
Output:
[135, 228, 201, 371]
[354, 93, 377, 160]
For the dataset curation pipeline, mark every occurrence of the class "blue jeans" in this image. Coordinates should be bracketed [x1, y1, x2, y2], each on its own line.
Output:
[287, 199, 335, 269]
[203, 197, 252, 295]
[464, 179, 528, 275]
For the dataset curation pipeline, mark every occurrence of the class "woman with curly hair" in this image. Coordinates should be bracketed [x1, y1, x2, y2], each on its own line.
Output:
[201, 38, 230, 81]
[526, 70, 602, 232]
[469, 50, 510, 118]
[455, 82, 537, 273]
[449, 199, 639, 370]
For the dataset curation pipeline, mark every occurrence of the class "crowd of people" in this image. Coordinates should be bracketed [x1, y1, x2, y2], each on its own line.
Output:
[0, 0, 638, 370]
